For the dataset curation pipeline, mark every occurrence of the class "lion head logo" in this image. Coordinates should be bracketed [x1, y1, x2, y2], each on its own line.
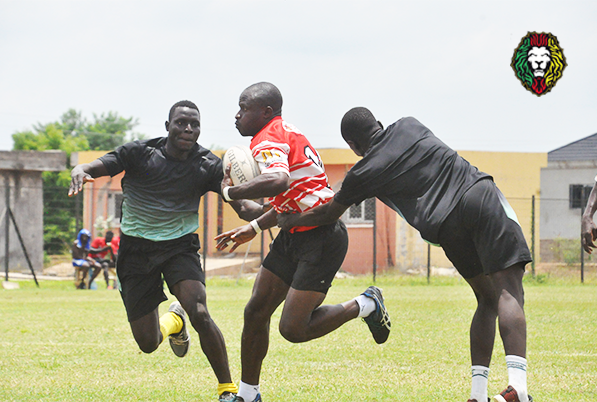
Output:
[511, 32, 567, 96]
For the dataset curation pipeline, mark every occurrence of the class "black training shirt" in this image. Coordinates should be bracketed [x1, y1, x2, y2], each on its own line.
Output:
[99, 137, 223, 241]
[334, 117, 490, 243]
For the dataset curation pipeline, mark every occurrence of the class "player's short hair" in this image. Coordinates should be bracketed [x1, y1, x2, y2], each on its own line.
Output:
[341, 107, 378, 142]
[105, 231, 114, 240]
[244, 82, 283, 115]
[169, 100, 199, 121]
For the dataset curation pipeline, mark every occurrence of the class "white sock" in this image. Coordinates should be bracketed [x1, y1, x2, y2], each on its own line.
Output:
[238, 381, 260, 402]
[506, 355, 528, 402]
[354, 294, 376, 317]
[470, 365, 489, 402]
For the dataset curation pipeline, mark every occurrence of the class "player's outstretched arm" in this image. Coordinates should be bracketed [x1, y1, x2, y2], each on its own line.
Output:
[277, 199, 349, 231]
[68, 159, 109, 197]
[582, 182, 597, 253]
[215, 208, 277, 253]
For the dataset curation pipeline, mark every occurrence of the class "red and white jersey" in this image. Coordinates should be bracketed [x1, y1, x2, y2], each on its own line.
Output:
[250, 116, 334, 232]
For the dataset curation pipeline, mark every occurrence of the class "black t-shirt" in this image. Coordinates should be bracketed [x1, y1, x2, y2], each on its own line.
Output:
[99, 137, 223, 241]
[334, 117, 490, 243]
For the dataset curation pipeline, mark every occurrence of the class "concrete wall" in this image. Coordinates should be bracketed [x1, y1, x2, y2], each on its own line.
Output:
[540, 161, 597, 240]
[0, 151, 66, 273]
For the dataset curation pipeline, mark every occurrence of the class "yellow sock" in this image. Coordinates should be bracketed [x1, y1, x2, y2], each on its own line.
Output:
[218, 382, 239, 396]
[159, 311, 183, 343]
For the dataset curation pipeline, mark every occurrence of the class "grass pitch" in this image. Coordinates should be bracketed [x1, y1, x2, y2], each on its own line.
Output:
[0, 275, 596, 401]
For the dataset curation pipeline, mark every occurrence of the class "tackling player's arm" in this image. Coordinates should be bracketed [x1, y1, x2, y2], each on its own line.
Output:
[215, 207, 278, 253]
[582, 181, 597, 253]
[68, 159, 109, 197]
[277, 199, 350, 231]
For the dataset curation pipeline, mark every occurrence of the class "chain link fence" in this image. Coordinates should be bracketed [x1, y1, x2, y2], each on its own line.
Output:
[29, 184, 597, 283]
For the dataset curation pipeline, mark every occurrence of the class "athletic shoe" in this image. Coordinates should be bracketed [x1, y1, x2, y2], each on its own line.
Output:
[219, 392, 237, 402]
[167, 301, 190, 357]
[231, 394, 262, 402]
[467, 398, 490, 402]
[493, 386, 533, 402]
[361, 286, 391, 344]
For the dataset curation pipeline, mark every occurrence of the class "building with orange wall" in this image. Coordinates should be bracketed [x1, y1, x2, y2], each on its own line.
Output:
[71, 148, 545, 276]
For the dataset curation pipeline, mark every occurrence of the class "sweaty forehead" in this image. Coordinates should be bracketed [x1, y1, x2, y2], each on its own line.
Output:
[172, 107, 200, 120]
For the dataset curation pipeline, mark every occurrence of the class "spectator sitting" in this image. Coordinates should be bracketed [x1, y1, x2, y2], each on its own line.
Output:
[72, 229, 110, 289]
[89, 230, 120, 289]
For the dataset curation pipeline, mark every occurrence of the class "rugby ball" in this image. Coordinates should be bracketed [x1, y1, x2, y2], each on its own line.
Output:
[222, 145, 261, 186]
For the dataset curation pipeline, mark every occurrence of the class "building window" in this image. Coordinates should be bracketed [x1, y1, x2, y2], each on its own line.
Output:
[569, 184, 592, 209]
[342, 198, 376, 225]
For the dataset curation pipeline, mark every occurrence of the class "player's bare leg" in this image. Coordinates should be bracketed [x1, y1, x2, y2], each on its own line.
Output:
[240, 268, 289, 385]
[129, 309, 162, 353]
[465, 274, 499, 367]
[172, 279, 234, 384]
[491, 263, 527, 357]
[278, 288, 359, 343]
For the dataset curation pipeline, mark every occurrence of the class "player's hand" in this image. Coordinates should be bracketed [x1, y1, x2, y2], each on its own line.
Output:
[68, 166, 95, 197]
[214, 224, 257, 253]
[277, 212, 299, 231]
[581, 216, 597, 253]
[221, 164, 234, 191]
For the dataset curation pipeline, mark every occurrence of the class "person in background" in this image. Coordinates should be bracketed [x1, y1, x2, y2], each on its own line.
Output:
[89, 230, 119, 289]
[71, 228, 110, 289]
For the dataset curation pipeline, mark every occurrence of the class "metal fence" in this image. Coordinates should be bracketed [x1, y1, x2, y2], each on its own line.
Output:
[27, 184, 597, 283]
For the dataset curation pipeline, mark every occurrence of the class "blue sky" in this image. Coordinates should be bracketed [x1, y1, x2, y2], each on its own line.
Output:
[1, 0, 595, 153]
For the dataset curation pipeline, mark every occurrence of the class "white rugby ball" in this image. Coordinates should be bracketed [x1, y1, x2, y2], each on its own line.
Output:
[223, 145, 261, 186]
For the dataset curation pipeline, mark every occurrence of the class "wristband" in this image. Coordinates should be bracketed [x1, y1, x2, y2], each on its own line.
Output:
[222, 186, 232, 202]
[250, 219, 262, 234]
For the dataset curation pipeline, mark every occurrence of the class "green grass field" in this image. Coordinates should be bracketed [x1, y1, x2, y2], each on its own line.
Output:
[1, 275, 596, 401]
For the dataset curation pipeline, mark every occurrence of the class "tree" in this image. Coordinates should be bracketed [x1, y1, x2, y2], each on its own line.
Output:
[12, 109, 143, 255]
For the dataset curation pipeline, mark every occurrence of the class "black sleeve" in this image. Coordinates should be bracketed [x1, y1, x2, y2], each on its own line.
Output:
[206, 154, 225, 196]
[334, 170, 370, 207]
[99, 141, 143, 177]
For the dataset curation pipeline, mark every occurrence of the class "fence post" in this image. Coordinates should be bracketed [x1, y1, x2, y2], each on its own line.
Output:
[531, 195, 535, 278]
[427, 243, 430, 284]
[372, 200, 377, 283]
[580, 195, 585, 284]
[203, 194, 208, 271]
[4, 179, 9, 282]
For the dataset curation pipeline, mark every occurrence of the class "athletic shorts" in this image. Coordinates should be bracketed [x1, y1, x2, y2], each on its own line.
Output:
[437, 179, 532, 279]
[116, 233, 204, 322]
[263, 221, 348, 294]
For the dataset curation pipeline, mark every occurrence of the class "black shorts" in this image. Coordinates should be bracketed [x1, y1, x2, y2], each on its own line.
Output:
[263, 221, 348, 294]
[437, 179, 532, 279]
[116, 233, 204, 322]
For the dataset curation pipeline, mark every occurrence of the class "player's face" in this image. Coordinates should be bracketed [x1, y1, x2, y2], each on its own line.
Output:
[166, 107, 201, 152]
[235, 94, 266, 137]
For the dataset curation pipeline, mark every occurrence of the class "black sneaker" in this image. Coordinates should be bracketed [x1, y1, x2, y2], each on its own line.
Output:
[361, 286, 391, 344]
[167, 301, 190, 357]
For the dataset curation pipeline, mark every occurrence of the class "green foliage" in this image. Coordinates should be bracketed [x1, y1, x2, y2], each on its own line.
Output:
[11, 109, 143, 254]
